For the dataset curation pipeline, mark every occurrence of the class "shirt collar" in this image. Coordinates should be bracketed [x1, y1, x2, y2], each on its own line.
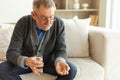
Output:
[34, 21, 45, 32]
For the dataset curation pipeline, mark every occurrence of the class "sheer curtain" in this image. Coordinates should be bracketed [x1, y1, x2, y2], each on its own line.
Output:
[110, 0, 120, 32]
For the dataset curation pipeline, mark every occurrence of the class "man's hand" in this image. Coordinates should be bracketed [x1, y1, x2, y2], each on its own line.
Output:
[25, 57, 44, 76]
[55, 61, 70, 75]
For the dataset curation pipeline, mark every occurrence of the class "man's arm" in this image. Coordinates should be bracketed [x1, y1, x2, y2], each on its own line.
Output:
[54, 18, 71, 75]
[6, 17, 27, 68]
[54, 18, 67, 63]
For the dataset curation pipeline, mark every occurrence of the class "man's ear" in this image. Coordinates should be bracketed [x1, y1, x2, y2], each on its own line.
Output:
[31, 11, 36, 20]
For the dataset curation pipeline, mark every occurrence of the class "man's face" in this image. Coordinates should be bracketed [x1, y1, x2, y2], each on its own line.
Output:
[33, 5, 55, 31]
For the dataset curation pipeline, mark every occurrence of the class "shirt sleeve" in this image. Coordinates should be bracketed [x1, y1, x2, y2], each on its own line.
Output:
[55, 57, 66, 65]
[17, 56, 28, 69]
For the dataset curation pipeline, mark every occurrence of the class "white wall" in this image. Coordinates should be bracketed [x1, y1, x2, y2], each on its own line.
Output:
[0, 0, 33, 23]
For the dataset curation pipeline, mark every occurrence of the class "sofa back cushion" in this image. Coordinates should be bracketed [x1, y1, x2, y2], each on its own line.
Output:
[0, 18, 90, 60]
[0, 23, 14, 61]
[62, 18, 90, 58]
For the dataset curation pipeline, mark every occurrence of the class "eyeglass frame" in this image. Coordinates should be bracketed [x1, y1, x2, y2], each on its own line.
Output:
[34, 11, 56, 22]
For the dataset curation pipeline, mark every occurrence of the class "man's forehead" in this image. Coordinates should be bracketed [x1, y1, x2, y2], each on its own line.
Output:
[37, 5, 55, 16]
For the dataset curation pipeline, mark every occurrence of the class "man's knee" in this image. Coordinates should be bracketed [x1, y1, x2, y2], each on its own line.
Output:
[67, 62, 77, 78]
[0, 61, 13, 71]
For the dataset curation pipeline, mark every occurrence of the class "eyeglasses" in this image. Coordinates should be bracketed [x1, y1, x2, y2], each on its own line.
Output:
[34, 12, 55, 22]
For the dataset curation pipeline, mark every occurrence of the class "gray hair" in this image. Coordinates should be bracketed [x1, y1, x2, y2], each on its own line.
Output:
[33, 0, 56, 11]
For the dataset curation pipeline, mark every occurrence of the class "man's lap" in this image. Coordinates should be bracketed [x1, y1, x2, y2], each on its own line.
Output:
[0, 61, 32, 75]
[0, 61, 77, 80]
[0, 61, 58, 76]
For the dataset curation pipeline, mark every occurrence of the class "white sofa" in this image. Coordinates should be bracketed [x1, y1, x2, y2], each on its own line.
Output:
[0, 18, 120, 80]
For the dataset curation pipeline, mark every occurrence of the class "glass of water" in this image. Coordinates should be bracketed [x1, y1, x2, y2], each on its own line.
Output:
[35, 56, 43, 74]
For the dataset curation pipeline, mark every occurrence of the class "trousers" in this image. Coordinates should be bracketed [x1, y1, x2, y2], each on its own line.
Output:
[0, 61, 77, 80]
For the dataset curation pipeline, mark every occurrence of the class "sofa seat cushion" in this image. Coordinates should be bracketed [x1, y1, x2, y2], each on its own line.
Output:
[68, 58, 104, 80]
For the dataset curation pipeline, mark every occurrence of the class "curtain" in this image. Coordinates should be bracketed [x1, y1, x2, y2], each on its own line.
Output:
[111, 0, 120, 32]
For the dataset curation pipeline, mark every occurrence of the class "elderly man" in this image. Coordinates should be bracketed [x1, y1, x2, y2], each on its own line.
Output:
[0, 0, 77, 80]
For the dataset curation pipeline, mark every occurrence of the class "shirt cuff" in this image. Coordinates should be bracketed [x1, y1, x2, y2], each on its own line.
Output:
[17, 56, 28, 69]
[55, 57, 66, 65]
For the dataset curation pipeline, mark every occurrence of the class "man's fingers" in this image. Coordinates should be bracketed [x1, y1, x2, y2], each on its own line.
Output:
[57, 69, 69, 75]
[33, 70, 40, 76]
[32, 67, 42, 76]
[66, 64, 70, 71]
[56, 62, 70, 75]
[35, 62, 44, 68]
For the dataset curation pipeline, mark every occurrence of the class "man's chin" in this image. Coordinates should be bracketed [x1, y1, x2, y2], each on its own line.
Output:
[43, 25, 52, 31]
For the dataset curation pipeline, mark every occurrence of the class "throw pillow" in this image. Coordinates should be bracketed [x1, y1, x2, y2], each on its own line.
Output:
[62, 18, 91, 58]
[0, 24, 15, 61]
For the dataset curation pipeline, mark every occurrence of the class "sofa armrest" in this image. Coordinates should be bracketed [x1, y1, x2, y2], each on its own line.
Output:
[89, 26, 120, 80]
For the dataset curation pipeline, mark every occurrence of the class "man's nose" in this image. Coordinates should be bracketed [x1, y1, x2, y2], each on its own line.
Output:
[46, 18, 52, 24]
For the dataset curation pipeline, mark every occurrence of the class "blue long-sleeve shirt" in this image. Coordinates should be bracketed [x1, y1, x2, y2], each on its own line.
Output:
[34, 22, 46, 41]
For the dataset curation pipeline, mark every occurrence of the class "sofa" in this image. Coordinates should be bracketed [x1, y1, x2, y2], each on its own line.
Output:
[0, 18, 120, 80]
